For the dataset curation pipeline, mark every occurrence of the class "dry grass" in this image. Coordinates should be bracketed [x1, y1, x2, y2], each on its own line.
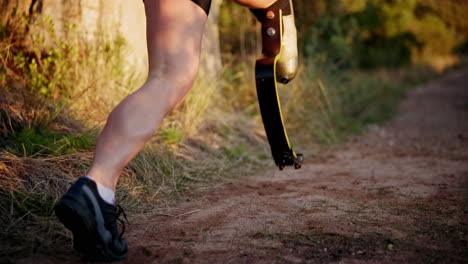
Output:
[0, 152, 88, 255]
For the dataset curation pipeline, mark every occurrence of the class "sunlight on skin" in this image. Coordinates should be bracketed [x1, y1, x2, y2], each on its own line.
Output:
[232, 0, 277, 8]
[88, 0, 279, 190]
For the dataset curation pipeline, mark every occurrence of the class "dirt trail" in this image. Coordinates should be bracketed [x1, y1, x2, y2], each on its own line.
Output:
[22, 69, 468, 263]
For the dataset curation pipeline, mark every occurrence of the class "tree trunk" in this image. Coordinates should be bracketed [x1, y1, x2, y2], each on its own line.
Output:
[199, 0, 223, 79]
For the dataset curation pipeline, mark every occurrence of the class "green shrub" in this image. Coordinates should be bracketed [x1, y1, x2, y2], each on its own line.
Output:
[356, 33, 416, 68]
[303, 0, 463, 69]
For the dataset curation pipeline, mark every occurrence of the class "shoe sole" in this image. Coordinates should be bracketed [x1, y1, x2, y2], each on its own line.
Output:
[55, 192, 127, 261]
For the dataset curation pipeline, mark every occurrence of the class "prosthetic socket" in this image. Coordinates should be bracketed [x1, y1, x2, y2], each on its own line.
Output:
[251, 0, 298, 83]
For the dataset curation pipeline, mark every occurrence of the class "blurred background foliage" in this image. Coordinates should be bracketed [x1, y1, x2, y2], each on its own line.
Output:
[220, 0, 467, 69]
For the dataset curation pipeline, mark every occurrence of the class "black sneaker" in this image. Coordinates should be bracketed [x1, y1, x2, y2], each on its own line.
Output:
[54, 177, 128, 261]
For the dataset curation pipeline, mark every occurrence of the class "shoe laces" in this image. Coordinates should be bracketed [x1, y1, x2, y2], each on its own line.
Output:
[108, 204, 129, 240]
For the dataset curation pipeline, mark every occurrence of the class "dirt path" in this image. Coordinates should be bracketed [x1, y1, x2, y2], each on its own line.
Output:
[22, 69, 468, 263]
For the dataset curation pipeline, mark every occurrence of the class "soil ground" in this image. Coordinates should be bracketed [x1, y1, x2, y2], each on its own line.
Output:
[17, 68, 468, 263]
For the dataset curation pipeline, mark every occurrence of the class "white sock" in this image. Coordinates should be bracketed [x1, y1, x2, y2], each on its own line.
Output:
[85, 176, 116, 205]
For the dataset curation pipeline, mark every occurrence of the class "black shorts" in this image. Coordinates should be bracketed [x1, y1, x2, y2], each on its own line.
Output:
[192, 0, 211, 15]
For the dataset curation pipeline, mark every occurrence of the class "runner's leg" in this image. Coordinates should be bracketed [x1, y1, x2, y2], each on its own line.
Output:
[87, 0, 208, 190]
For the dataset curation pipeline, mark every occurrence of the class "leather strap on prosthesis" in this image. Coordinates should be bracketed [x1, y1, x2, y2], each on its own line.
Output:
[253, 1, 303, 170]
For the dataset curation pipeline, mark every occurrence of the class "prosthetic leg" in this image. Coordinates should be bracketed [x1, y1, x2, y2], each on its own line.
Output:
[252, 0, 303, 170]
